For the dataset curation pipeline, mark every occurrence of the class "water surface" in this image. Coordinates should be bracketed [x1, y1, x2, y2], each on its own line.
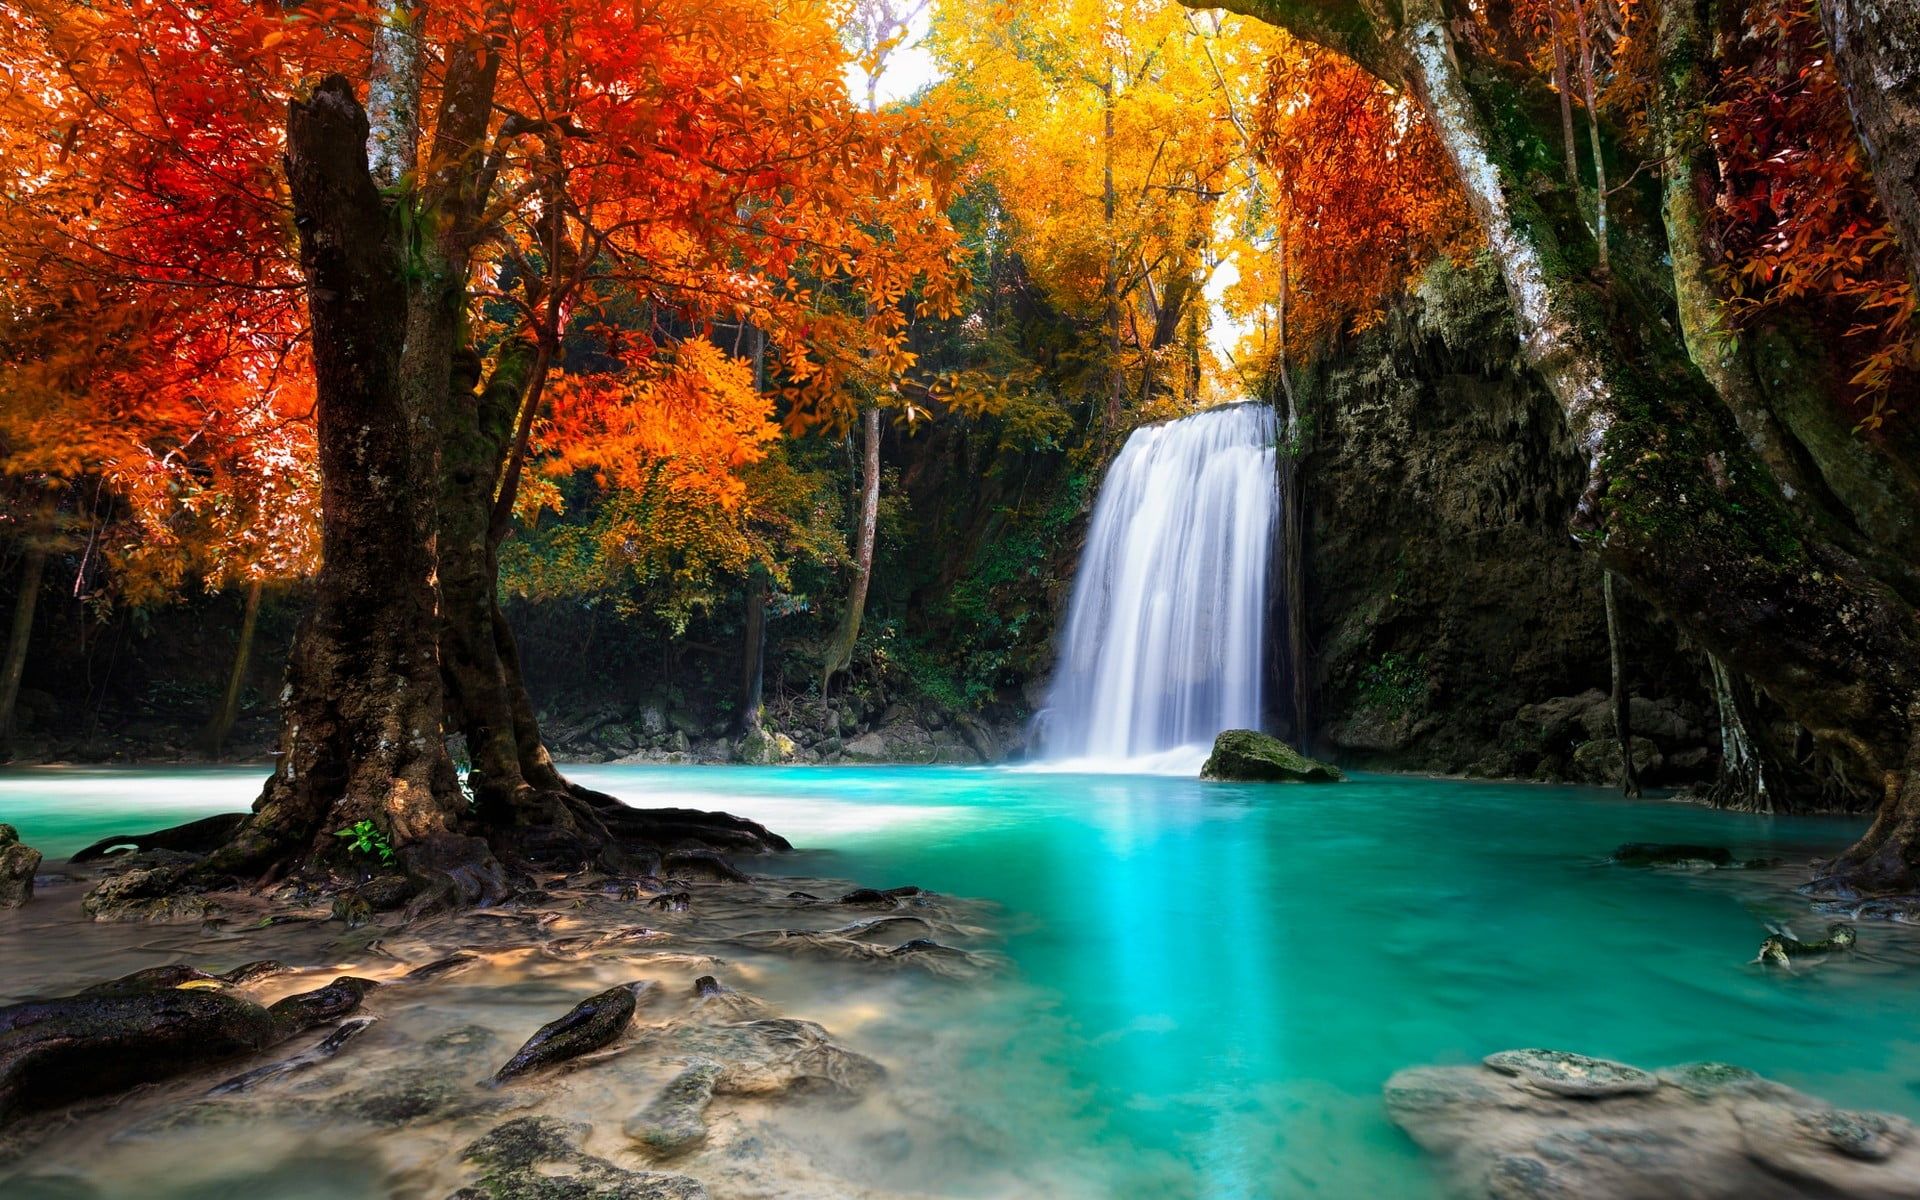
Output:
[1, 764, 1904, 1198]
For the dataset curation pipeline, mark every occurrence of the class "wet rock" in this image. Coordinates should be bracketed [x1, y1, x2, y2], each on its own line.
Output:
[68, 812, 248, 863]
[331, 893, 374, 928]
[645, 1016, 885, 1100]
[1482, 1049, 1660, 1097]
[73, 959, 291, 998]
[78, 866, 207, 924]
[1385, 1049, 1920, 1199]
[833, 915, 932, 941]
[1611, 843, 1734, 868]
[0, 825, 42, 909]
[0, 975, 368, 1124]
[646, 892, 691, 912]
[1756, 923, 1857, 968]
[454, 1115, 706, 1200]
[660, 850, 747, 884]
[626, 1059, 723, 1158]
[1200, 730, 1344, 783]
[267, 976, 377, 1027]
[209, 1015, 379, 1094]
[406, 953, 481, 982]
[838, 885, 924, 907]
[352, 874, 417, 912]
[491, 982, 644, 1083]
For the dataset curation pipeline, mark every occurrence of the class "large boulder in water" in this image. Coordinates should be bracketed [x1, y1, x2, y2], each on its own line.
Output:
[0, 824, 42, 908]
[0, 972, 374, 1125]
[1200, 730, 1343, 783]
[1385, 1049, 1920, 1198]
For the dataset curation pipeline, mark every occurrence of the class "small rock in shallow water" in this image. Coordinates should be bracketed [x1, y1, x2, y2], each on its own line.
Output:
[1386, 1050, 1920, 1199]
[0, 825, 42, 909]
[838, 885, 924, 907]
[626, 1059, 723, 1158]
[1756, 923, 1857, 967]
[491, 982, 644, 1083]
[1611, 842, 1733, 868]
[456, 1115, 706, 1200]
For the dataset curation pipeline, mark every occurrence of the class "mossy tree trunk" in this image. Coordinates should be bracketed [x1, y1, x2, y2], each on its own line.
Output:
[1818, 0, 1920, 296]
[1202, 0, 1920, 892]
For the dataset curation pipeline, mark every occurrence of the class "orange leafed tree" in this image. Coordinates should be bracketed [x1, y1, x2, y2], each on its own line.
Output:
[0, 0, 968, 884]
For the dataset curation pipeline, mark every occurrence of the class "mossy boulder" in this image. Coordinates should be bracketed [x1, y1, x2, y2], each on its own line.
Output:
[1200, 730, 1344, 783]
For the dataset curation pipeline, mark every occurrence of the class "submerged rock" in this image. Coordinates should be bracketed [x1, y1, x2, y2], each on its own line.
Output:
[1385, 1049, 1920, 1198]
[454, 1115, 706, 1200]
[0, 826, 42, 909]
[1612, 842, 1735, 868]
[626, 1060, 724, 1159]
[1200, 729, 1344, 783]
[490, 982, 645, 1083]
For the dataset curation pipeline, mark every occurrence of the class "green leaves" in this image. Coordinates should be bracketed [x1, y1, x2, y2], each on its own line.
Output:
[334, 819, 396, 864]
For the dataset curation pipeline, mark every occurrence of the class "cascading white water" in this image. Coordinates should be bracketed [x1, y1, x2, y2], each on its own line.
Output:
[1039, 402, 1279, 770]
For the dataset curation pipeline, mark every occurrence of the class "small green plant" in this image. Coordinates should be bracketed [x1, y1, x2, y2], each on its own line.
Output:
[334, 819, 395, 865]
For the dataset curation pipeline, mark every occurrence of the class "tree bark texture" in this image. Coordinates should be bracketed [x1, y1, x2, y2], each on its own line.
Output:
[227, 75, 465, 874]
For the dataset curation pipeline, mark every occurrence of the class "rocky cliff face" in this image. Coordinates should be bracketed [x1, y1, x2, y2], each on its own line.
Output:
[1292, 260, 1718, 785]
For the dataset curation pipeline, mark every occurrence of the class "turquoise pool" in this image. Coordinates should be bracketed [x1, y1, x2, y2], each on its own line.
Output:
[0, 764, 1903, 1198]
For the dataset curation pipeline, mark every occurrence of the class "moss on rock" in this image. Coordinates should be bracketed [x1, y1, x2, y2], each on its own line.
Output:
[1200, 730, 1344, 783]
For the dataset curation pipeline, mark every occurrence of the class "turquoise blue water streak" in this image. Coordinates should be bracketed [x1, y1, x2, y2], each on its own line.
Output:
[1, 764, 1906, 1198]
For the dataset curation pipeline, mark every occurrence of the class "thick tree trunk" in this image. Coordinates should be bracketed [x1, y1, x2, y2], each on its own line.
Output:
[821, 406, 882, 705]
[0, 538, 46, 743]
[221, 75, 466, 875]
[1602, 571, 1639, 796]
[201, 579, 263, 758]
[1819, 0, 1920, 295]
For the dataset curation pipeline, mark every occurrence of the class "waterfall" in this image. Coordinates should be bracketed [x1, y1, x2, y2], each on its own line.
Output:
[1040, 402, 1280, 770]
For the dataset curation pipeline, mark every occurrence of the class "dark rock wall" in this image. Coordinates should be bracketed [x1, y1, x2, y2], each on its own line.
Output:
[1293, 260, 1717, 783]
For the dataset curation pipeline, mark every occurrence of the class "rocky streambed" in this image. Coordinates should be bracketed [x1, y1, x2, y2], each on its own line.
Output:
[0, 846, 1012, 1200]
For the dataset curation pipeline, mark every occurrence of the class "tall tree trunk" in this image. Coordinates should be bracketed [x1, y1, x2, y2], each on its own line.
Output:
[1102, 59, 1126, 427]
[1571, 0, 1609, 273]
[201, 578, 263, 759]
[1818, 0, 1920, 295]
[821, 406, 882, 706]
[221, 75, 466, 875]
[0, 536, 47, 744]
[1602, 570, 1639, 796]
[737, 565, 769, 736]
[1551, 10, 1581, 185]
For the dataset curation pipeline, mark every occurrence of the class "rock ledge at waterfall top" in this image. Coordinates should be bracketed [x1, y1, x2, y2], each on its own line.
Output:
[1199, 730, 1344, 783]
[1386, 1049, 1920, 1199]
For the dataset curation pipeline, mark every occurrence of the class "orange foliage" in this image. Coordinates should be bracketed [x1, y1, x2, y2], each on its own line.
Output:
[0, 0, 970, 606]
[1249, 49, 1478, 348]
[1706, 0, 1916, 426]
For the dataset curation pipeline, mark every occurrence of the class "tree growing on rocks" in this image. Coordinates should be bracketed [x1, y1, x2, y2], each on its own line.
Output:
[1, 0, 967, 894]
[1196, 0, 1920, 892]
